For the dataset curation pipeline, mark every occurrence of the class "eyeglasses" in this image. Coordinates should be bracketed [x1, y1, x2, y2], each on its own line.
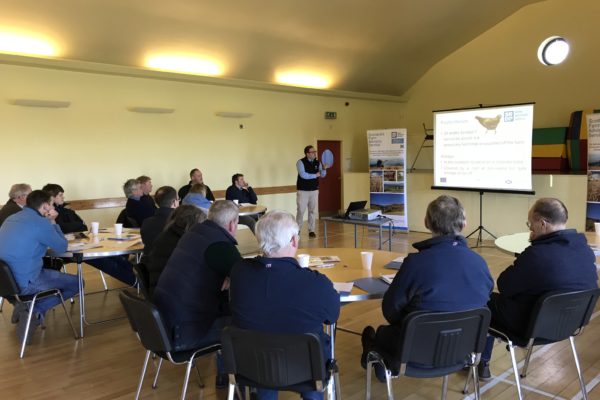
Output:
[526, 219, 546, 229]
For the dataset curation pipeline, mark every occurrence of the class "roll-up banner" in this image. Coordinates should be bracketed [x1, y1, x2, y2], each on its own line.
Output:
[586, 113, 600, 231]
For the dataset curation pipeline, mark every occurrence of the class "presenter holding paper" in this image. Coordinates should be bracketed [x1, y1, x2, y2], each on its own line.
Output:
[296, 145, 329, 238]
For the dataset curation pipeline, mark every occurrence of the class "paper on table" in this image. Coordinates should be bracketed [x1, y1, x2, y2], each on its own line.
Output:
[240, 203, 254, 207]
[333, 282, 354, 294]
[67, 242, 102, 252]
[384, 256, 404, 270]
[380, 273, 396, 284]
[308, 256, 341, 268]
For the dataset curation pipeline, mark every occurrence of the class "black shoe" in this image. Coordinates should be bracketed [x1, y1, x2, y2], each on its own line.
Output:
[478, 362, 492, 380]
[360, 326, 376, 369]
[308, 232, 316, 238]
[215, 373, 228, 389]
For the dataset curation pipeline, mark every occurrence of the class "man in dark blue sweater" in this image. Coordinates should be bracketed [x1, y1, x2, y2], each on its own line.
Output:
[140, 185, 179, 256]
[225, 173, 259, 233]
[480, 198, 598, 378]
[230, 210, 340, 400]
[361, 195, 493, 380]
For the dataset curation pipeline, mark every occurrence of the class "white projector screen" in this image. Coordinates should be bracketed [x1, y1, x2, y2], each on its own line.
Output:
[433, 103, 535, 194]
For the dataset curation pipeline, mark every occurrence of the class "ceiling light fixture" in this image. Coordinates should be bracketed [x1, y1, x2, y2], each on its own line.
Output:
[275, 71, 331, 89]
[9, 99, 70, 108]
[145, 54, 224, 76]
[0, 31, 58, 57]
[537, 36, 569, 66]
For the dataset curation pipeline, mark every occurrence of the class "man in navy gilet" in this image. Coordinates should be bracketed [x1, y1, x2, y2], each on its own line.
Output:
[296, 145, 329, 238]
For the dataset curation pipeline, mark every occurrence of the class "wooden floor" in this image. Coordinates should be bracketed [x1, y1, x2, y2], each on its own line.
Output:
[1, 223, 599, 399]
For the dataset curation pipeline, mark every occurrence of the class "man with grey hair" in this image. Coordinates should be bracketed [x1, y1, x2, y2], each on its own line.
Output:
[0, 183, 32, 227]
[229, 210, 340, 400]
[123, 178, 155, 226]
[479, 197, 597, 378]
[361, 195, 493, 381]
[153, 200, 242, 389]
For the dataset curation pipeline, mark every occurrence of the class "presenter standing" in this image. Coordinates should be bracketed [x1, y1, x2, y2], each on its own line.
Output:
[296, 145, 329, 238]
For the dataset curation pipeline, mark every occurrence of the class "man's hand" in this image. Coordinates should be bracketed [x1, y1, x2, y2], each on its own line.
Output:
[316, 172, 321, 178]
[45, 208, 59, 223]
[221, 277, 230, 291]
[323, 163, 331, 169]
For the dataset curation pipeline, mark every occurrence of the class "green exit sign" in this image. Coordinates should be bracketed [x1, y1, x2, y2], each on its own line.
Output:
[324, 111, 337, 120]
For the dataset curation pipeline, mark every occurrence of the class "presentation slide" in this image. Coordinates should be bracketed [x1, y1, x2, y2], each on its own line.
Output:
[433, 103, 534, 193]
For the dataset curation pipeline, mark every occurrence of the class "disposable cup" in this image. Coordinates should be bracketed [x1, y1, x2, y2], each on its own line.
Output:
[361, 251, 374, 270]
[297, 254, 310, 268]
[233, 199, 239, 205]
[595, 222, 600, 236]
[114, 223, 123, 236]
[91, 222, 100, 235]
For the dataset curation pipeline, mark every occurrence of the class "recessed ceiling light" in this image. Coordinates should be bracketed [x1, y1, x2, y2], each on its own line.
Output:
[275, 71, 331, 89]
[145, 54, 224, 76]
[537, 36, 569, 66]
[0, 31, 58, 57]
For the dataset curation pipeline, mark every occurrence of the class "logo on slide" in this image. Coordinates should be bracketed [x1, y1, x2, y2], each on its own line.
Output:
[475, 114, 501, 133]
[504, 111, 514, 122]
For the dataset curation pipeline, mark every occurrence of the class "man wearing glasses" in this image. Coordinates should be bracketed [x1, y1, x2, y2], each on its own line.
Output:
[478, 197, 597, 379]
[296, 145, 329, 238]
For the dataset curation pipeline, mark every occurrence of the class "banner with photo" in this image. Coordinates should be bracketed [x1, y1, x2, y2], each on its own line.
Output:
[367, 128, 408, 230]
[586, 113, 600, 230]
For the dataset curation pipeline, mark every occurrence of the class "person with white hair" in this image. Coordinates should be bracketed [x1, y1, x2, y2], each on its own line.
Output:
[0, 183, 32, 227]
[229, 210, 340, 400]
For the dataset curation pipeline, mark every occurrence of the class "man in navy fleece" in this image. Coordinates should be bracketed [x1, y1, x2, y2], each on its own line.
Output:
[479, 198, 598, 378]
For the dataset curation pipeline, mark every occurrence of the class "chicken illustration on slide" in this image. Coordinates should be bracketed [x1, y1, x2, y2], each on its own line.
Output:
[475, 114, 501, 133]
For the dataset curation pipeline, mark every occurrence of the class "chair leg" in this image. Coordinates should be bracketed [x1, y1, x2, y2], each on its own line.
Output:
[227, 383, 236, 400]
[181, 359, 194, 400]
[136, 350, 151, 400]
[152, 358, 163, 389]
[0, 296, 4, 312]
[463, 368, 472, 394]
[57, 292, 79, 339]
[570, 336, 588, 400]
[194, 363, 205, 388]
[508, 342, 524, 400]
[472, 364, 481, 400]
[19, 300, 36, 358]
[366, 360, 373, 400]
[334, 370, 342, 400]
[441, 375, 448, 400]
[520, 344, 534, 378]
[384, 368, 394, 400]
[99, 271, 108, 291]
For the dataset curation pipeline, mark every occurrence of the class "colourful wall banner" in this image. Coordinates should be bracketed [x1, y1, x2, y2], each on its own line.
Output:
[367, 129, 408, 230]
[585, 113, 600, 231]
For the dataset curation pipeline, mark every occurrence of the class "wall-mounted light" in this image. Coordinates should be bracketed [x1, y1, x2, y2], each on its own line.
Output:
[275, 71, 331, 89]
[215, 111, 253, 118]
[127, 106, 175, 114]
[145, 54, 224, 76]
[0, 31, 59, 57]
[537, 36, 570, 66]
[9, 99, 70, 108]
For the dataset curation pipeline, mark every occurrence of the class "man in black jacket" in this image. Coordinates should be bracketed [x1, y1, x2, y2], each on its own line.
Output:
[178, 168, 215, 202]
[0, 183, 31, 228]
[480, 198, 598, 378]
[140, 186, 179, 256]
[225, 173, 258, 233]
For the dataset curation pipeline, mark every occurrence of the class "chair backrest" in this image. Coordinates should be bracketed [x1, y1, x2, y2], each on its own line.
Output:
[221, 326, 327, 391]
[397, 308, 491, 369]
[116, 209, 138, 228]
[526, 288, 600, 342]
[0, 260, 20, 298]
[118, 290, 172, 353]
[132, 263, 150, 299]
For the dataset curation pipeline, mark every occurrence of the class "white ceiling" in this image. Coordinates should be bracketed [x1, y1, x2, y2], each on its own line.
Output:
[1, 0, 542, 96]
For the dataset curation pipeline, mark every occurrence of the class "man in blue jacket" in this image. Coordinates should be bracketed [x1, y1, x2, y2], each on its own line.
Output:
[226, 173, 259, 233]
[361, 195, 493, 380]
[480, 198, 598, 378]
[0, 190, 79, 343]
[230, 210, 340, 400]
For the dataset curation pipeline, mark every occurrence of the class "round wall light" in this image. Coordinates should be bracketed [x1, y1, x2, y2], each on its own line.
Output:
[537, 36, 569, 66]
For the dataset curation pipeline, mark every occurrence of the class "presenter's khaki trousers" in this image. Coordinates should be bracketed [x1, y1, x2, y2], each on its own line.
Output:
[296, 190, 319, 233]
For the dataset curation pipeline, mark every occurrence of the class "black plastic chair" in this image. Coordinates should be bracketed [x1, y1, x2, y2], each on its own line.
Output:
[365, 308, 491, 400]
[116, 208, 139, 228]
[0, 260, 78, 358]
[464, 289, 600, 400]
[220, 325, 340, 400]
[119, 290, 221, 400]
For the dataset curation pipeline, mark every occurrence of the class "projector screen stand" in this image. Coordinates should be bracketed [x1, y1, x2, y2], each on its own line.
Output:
[466, 191, 496, 247]
[409, 123, 433, 172]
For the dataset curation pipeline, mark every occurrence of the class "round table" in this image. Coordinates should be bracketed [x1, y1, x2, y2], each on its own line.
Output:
[495, 231, 600, 256]
[239, 204, 267, 216]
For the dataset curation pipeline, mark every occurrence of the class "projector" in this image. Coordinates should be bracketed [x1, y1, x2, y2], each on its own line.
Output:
[348, 209, 382, 221]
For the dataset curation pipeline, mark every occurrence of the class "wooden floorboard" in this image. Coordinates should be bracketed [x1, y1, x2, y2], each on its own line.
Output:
[1, 222, 598, 399]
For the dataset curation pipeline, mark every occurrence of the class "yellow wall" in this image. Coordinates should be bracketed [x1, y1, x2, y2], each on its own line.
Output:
[402, 0, 598, 235]
[0, 63, 404, 227]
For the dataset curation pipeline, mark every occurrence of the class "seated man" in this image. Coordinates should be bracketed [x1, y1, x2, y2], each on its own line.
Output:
[226, 173, 259, 233]
[42, 183, 136, 286]
[361, 195, 493, 380]
[123, 178, 155, 226]
[0, 190, 79, 343]
[137, 175, 157, 213]
[229, 210, 340, 400]
[480, 198, 598, 378]
[147, 205, 206, 296]
[153, 200, 242, 388]
[178, 168, 215, 202]
[0, 183, 32, 228]
[140, 185, 179, 256]
[181, 183, 212, 214]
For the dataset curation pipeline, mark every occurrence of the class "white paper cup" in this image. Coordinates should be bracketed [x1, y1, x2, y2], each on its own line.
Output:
[297, 254, 310, 268]
[595, 222, 600, 236]
[233, 199, 239, 205]
[114, 223, 123, 236]
[91, 221, 100, 235]
[361, 251, 374, 270]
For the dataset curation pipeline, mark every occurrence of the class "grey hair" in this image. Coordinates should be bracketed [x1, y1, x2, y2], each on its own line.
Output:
[531, 197, 568, 225]
[9, 183, 32, 200]
[208, 200, 239, 229]
[256, 210, 299, 256]
[424, 195, 466, 236]
[122, 179, 139, 198]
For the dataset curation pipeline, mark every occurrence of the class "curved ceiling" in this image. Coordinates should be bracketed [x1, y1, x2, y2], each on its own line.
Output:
[0, 0, 542, 96]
